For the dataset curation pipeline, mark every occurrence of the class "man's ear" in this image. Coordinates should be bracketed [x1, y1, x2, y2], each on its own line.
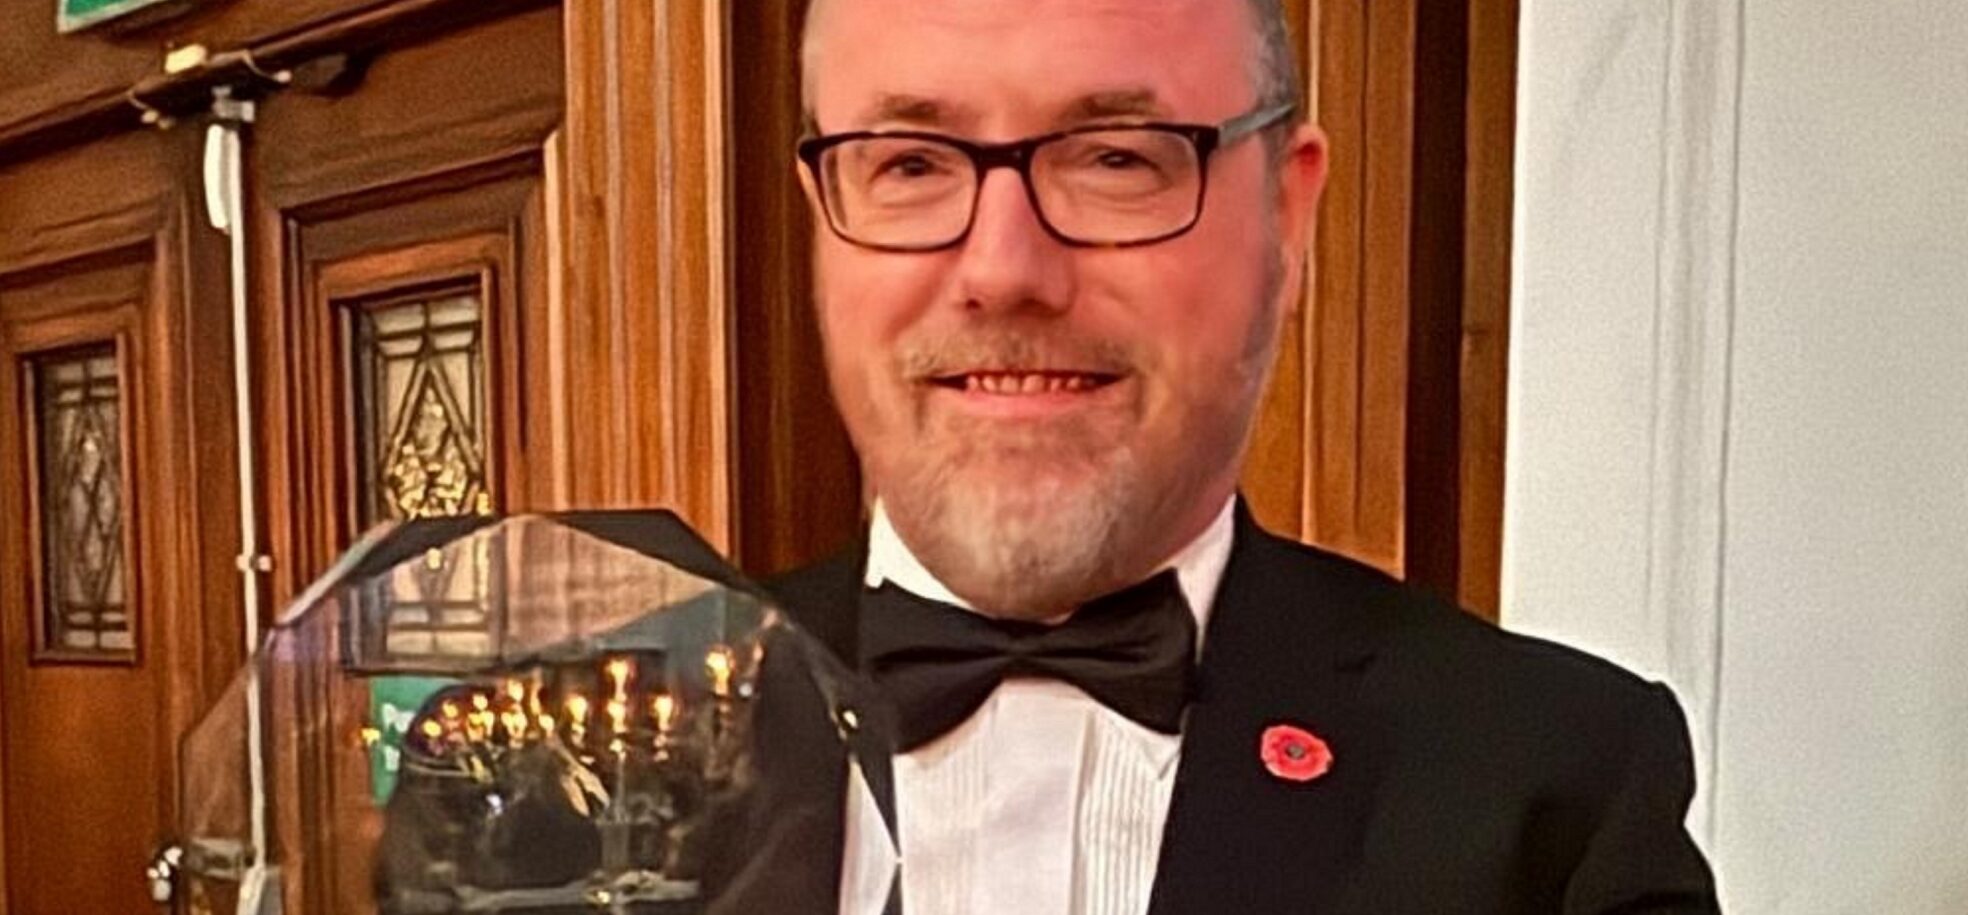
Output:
[796, 159, 824, 214]
[1274, 124, 1329, 315]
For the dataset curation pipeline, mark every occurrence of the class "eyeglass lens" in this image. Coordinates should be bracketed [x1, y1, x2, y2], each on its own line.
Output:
[819, 128, 1204, 248]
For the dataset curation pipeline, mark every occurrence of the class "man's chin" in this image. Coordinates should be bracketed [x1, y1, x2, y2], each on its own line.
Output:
[887, 473, 1136, 617]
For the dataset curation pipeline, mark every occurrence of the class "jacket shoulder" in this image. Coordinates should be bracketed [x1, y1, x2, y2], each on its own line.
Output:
[1247, 533, 1715, 909]
[1252, 529, 1678, 720]
[1252, 533, 1698, 823]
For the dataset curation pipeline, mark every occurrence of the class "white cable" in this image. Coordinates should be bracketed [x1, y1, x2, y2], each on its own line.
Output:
[205, 86, 271, 915]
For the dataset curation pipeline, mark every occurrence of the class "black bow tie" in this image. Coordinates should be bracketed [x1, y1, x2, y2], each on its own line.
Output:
[859, 571, 1198, 752]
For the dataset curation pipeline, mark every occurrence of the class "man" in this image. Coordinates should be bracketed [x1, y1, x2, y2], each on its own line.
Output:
[759, 0, 1722, 912]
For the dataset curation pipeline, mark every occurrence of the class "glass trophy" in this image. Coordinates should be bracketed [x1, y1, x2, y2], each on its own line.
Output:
[175, 511, 896, 914]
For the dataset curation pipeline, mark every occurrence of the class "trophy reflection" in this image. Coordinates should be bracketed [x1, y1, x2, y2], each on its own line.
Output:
[174, 512, 894, 915]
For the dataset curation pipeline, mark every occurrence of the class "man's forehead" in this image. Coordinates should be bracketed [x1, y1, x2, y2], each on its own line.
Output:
[811, 0, 1242, 53]
[806, 0, 1254, 131]
[850, 88, 1172, 133]
[815, 0, 1225, 26]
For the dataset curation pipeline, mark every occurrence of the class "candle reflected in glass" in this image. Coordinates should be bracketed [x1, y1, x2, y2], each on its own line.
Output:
[565, 692, 591, 746]
[704, 646, 733, 698]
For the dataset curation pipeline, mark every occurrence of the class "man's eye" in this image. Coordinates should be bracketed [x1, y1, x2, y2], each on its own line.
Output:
[876, 153, 946, 179]
[1093, 149, 1153, 170]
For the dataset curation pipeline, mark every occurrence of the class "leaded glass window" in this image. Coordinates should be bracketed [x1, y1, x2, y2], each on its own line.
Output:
[350, 290, 490, 527]
[31, 344, 132, 658]
[347, 288, 496, 664]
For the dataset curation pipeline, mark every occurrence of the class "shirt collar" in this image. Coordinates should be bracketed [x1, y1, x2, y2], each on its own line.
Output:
[863, 495, 1238, 638]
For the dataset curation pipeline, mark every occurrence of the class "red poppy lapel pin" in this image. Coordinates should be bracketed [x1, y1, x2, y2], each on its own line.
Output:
[1259, 722, 1332, 783]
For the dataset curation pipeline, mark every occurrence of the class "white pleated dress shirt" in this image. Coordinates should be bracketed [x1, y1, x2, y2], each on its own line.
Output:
[839, 497, 1237, 915]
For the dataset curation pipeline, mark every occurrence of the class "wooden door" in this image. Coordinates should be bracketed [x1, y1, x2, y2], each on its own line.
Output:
[240, 9, 561, 913]
[0, 125, 241, 914]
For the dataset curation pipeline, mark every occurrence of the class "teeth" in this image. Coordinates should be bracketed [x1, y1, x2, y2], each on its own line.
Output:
[961, 372, 1106, 394]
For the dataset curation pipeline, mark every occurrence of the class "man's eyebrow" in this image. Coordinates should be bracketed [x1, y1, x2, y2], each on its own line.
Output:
[853, 94, 977, 130]
[1055, 89, 1171, 128]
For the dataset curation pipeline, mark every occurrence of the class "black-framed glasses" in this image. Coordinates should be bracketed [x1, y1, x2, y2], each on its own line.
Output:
[797, 102, 1296, 252]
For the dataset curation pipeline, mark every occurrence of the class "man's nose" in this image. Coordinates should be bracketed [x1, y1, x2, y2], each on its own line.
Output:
[950, 168, 1074, 315]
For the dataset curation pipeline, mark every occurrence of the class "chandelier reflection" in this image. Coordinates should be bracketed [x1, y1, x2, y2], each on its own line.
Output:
[380, 646, 756, 911]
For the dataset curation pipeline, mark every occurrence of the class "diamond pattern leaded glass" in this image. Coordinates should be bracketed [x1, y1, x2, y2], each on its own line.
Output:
[349, 290, 495, 663]
[351, 292, 489, 526]
[33, 345, 132, 657]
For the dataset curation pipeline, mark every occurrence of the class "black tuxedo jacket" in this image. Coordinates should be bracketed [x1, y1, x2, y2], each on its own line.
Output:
[710, 506, 1720, 914]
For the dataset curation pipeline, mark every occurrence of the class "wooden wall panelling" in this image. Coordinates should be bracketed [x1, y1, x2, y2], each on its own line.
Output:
[1295, 0, 1383, 564]
[0, 276, 156, 915]
[0, 0, 376, 132]
[1344, 0, 1417, 577]
[727, 0, 864, 574]
[250, 5, 561, 603]
[1246, 0, 1515, 617]
[263, 147, 548, 915]
[163, 119, 250, 703]
[0, 119, 236, 911]
[1244, 0, 1414, 577]
[1457, 0, 1520, 618]
[559, 0, 736, 547]
[272, 168, 541, 568]
[0, 0, 555, 161]
[235, 13, 561, 912]
[249, 13, 563, 211]
[249, 196, 310, 612]
[1241, 0, 1317, 545]
[251, 151, 331, 913]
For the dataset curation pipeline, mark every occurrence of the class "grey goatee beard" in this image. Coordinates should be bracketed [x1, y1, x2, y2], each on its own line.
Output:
[878, 430, 1154, 620]
[874, 330, 1156, 618]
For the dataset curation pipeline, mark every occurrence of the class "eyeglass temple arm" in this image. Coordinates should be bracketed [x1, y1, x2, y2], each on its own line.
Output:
[1219, 102, 1298, 143]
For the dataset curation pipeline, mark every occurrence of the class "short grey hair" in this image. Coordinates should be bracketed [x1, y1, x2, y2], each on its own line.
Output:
[1245, 0, 1302, 113]
[1243, 0, 1303, 160]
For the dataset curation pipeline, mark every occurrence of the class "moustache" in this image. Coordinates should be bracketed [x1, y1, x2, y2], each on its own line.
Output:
[895, 329, 1138, 380]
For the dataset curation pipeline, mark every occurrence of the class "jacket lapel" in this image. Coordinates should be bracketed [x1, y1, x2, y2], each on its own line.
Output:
[743, 544, 904, 914]
[1148, 507, 1393, 914]
[767, 543, 900, 833]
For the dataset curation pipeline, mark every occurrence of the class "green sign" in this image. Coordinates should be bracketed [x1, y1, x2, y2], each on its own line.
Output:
[367, 675, 457, 805]
[58, 0, 189, 33]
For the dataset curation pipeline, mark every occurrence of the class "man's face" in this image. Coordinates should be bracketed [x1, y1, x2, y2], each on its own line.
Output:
[803, 0, 1325, 619]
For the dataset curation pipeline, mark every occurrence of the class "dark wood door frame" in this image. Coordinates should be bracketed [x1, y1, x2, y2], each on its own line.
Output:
[1400, 0, 1519, 617]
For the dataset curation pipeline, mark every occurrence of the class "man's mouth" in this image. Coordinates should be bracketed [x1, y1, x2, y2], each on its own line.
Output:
[929, 371, 1124, 395]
